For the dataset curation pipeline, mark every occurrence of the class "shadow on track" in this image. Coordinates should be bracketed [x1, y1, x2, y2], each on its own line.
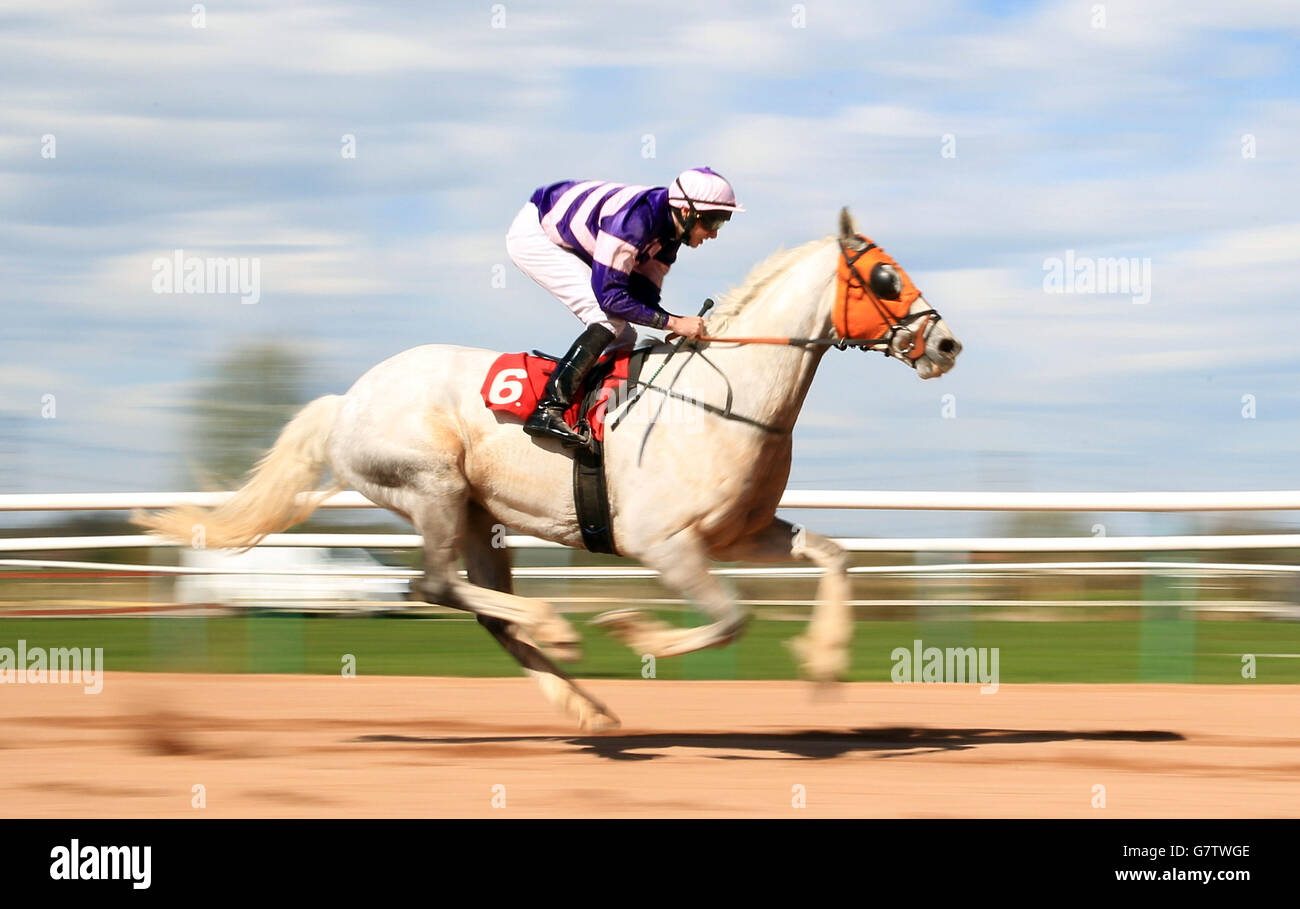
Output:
[352, 727, 1184, 762]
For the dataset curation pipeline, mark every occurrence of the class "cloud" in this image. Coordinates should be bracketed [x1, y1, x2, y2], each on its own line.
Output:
[2, 0, 1298, 498]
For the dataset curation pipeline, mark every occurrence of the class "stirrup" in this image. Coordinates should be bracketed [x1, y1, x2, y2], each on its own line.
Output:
[569, 419, 594, 450]
[525, 407, 590, 448]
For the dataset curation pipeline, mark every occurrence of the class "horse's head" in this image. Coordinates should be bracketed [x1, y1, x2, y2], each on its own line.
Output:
[834, 208, 961, 379]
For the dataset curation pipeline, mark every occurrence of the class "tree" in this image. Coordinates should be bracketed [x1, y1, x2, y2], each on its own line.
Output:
[185, 342, 310, 488]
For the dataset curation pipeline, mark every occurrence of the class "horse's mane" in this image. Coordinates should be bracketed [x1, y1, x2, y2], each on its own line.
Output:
[705, 236, 830, 332]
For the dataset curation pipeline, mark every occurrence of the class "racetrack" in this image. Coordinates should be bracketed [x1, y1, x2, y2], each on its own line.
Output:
[2, 673, 1297, 818]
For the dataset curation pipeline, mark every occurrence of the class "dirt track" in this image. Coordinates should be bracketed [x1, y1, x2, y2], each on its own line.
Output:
[1, 673, 1297, 817]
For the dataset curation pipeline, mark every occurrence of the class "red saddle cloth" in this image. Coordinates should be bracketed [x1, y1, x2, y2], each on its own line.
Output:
[480, 351, 631, 444]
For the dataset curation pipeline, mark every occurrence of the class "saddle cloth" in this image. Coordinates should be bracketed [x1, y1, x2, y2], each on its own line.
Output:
[479, 350, 632, 444]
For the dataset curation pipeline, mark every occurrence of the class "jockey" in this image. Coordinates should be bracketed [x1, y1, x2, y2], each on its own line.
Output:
[506, 166, 744, 447]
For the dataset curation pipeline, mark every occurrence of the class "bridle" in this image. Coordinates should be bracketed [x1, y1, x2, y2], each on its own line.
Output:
[685, 233, 943, 369]
[612, 233, 949, 438]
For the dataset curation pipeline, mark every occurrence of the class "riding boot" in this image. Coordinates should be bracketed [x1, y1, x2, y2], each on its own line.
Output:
[524, 323, 617, 447]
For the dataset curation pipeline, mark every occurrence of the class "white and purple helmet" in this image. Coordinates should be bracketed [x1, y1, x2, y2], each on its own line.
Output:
[668, 167, 746, 214]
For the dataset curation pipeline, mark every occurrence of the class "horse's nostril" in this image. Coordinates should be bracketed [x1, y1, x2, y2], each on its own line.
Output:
[938, 338, 957, 355]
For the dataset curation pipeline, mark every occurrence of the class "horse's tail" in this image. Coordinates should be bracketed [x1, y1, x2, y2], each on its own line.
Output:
[132, 394, 346, 551]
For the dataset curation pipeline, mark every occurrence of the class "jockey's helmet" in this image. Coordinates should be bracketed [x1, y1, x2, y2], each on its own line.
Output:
[669, 167, 745, 233]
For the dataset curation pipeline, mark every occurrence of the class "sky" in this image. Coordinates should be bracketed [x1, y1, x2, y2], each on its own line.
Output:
[1, 0, 1298, 538]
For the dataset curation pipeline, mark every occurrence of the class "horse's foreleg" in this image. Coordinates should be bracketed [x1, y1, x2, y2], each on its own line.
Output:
[593, 528, 748, 658]
[716, 519, 852, 682]
[462, 503, 618, 732]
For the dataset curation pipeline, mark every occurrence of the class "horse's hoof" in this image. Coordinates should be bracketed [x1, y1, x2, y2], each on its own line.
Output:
[590, 608, 641, 629]
[581, 710, 621, 733]
[543, 642, 583, 663]
[534, 618, 583, 663]
[785, 635, 848, 683]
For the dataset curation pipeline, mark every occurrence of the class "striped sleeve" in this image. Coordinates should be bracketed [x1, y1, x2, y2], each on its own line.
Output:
[589, 197, 671, 329]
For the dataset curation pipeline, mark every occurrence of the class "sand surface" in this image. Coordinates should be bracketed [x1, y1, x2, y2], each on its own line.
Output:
[2, 673, 1297, 817]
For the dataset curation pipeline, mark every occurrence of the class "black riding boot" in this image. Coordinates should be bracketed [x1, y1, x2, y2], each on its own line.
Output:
[524, 323, 616, 447]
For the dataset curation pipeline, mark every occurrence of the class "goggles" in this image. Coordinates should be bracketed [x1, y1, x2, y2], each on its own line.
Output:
[696, 210, 732, 231]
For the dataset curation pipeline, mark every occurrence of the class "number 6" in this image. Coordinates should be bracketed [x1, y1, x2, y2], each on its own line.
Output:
[488, 367, 528, 405]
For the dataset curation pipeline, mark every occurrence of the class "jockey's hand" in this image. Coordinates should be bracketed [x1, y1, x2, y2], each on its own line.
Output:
[667, 315, 705, 339]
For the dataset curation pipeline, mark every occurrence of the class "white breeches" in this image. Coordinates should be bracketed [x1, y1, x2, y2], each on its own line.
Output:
[506, 202, 637, 351]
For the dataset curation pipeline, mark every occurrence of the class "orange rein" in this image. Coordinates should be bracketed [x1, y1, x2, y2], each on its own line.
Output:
[670, 334, 801, 345]
[665, 333, 874, 349]
[662, 234, 928, 355]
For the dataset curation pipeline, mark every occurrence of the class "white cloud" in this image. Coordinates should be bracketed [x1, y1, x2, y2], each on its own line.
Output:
[3, 0, 1299, 497]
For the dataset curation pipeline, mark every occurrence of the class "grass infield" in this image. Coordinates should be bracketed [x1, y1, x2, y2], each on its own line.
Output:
[0, 616, 1296, 683]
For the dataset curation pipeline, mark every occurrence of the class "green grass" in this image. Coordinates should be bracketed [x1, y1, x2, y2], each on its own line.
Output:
[1, 616, 1298, 683]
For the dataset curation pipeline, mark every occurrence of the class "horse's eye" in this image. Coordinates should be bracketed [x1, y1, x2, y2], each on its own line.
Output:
[870, 263, 903, 300]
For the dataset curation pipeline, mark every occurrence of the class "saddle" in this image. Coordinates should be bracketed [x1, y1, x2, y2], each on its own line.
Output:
[480, 345, 653, 554]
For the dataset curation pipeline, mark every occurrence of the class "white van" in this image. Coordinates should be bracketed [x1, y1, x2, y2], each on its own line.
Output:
[174, 546, 411, 613]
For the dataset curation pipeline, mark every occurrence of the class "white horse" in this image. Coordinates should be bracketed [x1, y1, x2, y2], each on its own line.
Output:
[134, 209, 961, 730]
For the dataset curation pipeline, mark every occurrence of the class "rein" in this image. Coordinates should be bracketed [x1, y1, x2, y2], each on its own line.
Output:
[683, 332, 909, 353]
[623, 359, 787, 435]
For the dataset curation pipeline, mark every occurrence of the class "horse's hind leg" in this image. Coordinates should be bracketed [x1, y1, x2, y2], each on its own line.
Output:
[408, 486, 579, 661]
[462, 502, 618, 731]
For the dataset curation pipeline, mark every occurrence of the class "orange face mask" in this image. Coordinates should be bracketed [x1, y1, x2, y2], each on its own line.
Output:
[833, 236, 932, 361]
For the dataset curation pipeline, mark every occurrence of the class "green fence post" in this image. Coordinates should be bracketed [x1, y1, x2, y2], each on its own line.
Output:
[1138, 553, 1197, 682]
[247, 610, 304, 674]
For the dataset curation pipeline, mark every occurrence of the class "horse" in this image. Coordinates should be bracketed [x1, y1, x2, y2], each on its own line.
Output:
[133, 209, 961, 731]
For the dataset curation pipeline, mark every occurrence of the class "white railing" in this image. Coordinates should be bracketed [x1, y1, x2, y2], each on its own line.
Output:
[1, 490, 1297, 582]
[3, 557, 1299, 580]
[3, 489, 1300, 512]
[1, 532, 1298, 554]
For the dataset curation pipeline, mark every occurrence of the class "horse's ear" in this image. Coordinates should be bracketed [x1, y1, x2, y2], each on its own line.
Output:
[838, 207, 857, 239]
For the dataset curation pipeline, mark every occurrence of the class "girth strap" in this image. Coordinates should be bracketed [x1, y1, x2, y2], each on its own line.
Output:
[572, 346, 652, 554]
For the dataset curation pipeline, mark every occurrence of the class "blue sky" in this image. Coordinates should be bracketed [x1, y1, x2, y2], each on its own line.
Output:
[2, 0, 1298, 538]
